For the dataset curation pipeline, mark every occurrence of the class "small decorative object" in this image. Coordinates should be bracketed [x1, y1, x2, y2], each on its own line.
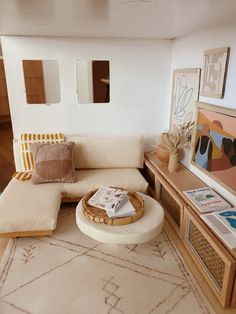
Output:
[170, 68, 201, 136]
[192, 101, 236, 193]
[155, 144, 170, 164]
[200, 47, 230, 99]
[160, 122, 194, 173]
[168, 152, 179, 173]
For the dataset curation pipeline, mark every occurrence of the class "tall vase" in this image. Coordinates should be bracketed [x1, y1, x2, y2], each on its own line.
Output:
[168, 151, 179, 173]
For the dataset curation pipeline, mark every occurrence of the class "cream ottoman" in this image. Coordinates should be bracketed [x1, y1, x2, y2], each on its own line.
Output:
[76, 193, 164, 244]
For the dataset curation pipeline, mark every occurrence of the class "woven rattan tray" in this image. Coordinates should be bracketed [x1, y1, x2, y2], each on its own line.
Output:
[82, 190, 144, 225]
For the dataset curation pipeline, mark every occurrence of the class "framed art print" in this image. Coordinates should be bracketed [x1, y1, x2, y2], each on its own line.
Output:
[170, 68, 201, 134]
[200, 47, 230, 99]
[192, 102, 236, 193]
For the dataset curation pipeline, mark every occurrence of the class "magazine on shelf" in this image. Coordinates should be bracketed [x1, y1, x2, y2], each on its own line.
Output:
[87, 186, 128, 213]
[215, 208, 236, 235]
[183, 187, 231, 213]
[202, 209, 236, 250]
[106, 200, 136, 218]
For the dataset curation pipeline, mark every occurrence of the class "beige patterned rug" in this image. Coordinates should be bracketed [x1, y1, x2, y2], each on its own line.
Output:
[0, 207, 215, 314]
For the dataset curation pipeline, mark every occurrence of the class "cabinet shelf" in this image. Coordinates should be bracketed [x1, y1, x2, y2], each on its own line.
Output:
[144, 151, 236, 308]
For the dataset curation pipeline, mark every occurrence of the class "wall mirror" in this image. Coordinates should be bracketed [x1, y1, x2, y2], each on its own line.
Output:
[22, 60, 60, 104]
[76, 60, 110, 104]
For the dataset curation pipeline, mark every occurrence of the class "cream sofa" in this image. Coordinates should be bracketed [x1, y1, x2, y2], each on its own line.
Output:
[0, 136, 148, 237]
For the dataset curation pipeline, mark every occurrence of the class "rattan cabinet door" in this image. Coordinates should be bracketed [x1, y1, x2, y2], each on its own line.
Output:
[159, 180, 184, 236]
[183, 207, 236, 307]
[144, 160, 184, 236]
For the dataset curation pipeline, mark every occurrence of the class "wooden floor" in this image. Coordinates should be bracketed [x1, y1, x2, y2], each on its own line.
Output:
[0, 121, 15, 191]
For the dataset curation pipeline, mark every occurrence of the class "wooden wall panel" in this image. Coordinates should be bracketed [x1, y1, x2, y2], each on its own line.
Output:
[0, 60, 10, 118]
[22, 60, 46, 104]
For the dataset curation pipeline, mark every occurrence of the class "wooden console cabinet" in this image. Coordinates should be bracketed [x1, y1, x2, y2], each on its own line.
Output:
[143, 152, 236, 308]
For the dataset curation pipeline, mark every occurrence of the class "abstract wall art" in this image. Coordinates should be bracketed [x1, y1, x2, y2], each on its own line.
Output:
[192, 102, 236, 193]
[200, 47, 230, 99]
[170, 68, 201, 135]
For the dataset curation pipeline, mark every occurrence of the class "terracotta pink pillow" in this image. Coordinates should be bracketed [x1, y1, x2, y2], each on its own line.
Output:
[30, 142, 76, 184]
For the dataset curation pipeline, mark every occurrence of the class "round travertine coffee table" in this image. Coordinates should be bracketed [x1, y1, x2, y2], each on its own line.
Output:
[76, 192, 164, 244]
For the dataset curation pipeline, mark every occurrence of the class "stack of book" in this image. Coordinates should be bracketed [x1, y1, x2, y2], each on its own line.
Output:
[183, 187, 236, 249]
[87, 186, 135, 218]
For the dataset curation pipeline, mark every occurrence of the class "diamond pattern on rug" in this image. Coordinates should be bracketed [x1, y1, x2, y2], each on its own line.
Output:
[0, 208, 215, 314]
[102, 276, 123, 314]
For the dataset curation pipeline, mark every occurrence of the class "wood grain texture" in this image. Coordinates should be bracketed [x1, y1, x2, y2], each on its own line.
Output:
[183, 207, 236, 307]
[144, 152, 236, 308]
[0, 230, 53, 238]
[164, 220, 236, 313]
[0, 121, 15, 191]
[0, 60, 10, 117]
[145, 152, 206, 214]
[231, 278, 236, 308]
[23, 60, 46, 104]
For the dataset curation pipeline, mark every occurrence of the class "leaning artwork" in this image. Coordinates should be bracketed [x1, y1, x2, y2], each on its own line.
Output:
[170, 68, 200, 134]
[200, 47, 230, 99]
[192, 102, 236, 192]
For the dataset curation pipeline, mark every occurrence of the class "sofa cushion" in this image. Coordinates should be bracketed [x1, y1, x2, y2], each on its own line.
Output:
[0, 169, 148, 235]
[61, 168, 148, 199]
[13, 136, 144, 172]
[20, 133, 64, 172]
[0, 178, 62, 234]
[66, 136, 144, 169]
[30, 142, 76, 184]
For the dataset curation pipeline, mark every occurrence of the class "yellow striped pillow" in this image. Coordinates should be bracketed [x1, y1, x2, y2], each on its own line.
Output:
[13, 172, 32, 181]
[20, 133, 64, 172]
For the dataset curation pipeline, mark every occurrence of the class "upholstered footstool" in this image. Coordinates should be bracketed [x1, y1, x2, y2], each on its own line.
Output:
[76, 193, 164, 244]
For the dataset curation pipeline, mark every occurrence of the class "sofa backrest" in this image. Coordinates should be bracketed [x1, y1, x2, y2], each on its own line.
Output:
[13, 135, 144, 171]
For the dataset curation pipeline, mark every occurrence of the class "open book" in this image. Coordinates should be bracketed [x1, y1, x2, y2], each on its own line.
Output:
[202, 208, 236, 250]
[183, 187, 231, 213]
[87, 186, 128, 213]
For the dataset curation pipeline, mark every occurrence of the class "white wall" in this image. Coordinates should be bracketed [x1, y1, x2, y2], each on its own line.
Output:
[76, 60, 93, 104]
[1, 36, 172, 150]
[171, 22, 236, 205]
[42, 60, 60, 104]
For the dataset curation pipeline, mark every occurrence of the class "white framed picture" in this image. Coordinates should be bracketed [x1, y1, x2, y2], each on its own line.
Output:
[170, 68, 201, 133]
[200, 47, 230, 99]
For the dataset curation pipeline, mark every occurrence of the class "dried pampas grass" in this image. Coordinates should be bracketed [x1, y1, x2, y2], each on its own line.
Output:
[160, 122, 194, 153]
